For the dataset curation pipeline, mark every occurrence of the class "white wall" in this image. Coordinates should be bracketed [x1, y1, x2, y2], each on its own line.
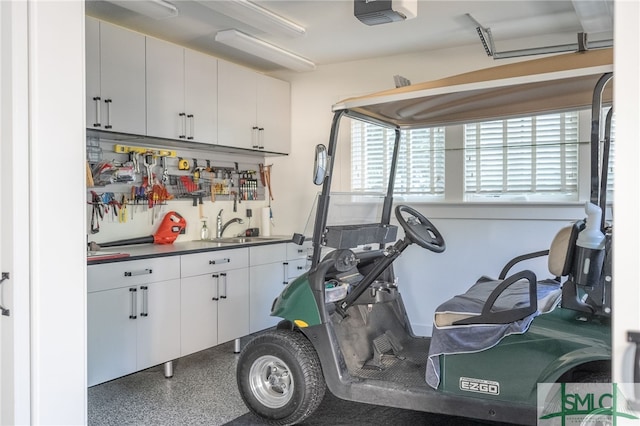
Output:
[28, 2, 88, 424]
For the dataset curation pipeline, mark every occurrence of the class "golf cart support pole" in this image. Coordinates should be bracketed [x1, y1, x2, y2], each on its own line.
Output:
[343, 110, 400, 227]
[381, 128, 401, 225]
[311, 111, 400, 268]
[589, 72, 613, 227]
[598, 107, 613, 230]
[311, 110, 346, 268]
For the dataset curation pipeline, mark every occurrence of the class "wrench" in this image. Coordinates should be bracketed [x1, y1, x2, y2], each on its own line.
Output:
[162, 156, 169, 184]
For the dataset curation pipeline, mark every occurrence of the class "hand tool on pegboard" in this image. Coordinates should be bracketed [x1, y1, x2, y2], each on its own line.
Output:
[178, 157, 190, 170]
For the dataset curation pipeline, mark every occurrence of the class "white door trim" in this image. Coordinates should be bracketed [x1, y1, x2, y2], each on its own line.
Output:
[27, 1, 87, 424]
[1, 1, 32, 424]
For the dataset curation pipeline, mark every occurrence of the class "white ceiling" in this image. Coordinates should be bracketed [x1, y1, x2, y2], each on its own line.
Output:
[85, 0, 614, 73]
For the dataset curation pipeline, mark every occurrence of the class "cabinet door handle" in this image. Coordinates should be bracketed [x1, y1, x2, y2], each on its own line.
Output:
[0, 272, 9, 316]
[124, 269, 152, 277]
[209, 258, 230, 265]
[283, 262, 289, 285]
[104, 99, 112, 129]
[212, 274, 219, 301]
[92, 96, 101, 127]
[140, 286, 148, 317]
[258, 127, 265, 150]
[252, 126, 259, 149]
[220, 273, 227, 299]
[179, 112, 186, 139]
[187, 114, 194, 140]
[129, 287, 137, 319]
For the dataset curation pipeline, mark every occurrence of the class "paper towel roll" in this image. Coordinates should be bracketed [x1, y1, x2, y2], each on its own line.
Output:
[261, 207, 271, 237]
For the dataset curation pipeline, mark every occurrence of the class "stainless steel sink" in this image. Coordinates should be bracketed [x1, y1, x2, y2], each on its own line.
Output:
[196, 236, 283, 244]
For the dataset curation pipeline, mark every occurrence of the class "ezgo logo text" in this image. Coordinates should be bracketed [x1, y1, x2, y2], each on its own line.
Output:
[459, 377, 500, 395]
[538, 383, 640, 425]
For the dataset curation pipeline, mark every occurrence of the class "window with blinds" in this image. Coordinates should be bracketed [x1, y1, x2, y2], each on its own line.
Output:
[464, 112, 579, 199]
[351, 121, 445, 196]
[604, 107, 615, 196]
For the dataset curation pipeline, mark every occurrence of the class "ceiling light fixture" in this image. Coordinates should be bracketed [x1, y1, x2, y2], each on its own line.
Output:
[197, 0, 306, 38]
[107, 0, 179, 20]
[215, 29, 316, 72]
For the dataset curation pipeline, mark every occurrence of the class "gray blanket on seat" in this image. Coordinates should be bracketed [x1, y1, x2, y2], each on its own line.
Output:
[426, 278, 562, 389]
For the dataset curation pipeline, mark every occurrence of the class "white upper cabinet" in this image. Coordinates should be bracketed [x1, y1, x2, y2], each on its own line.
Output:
[185, 49, 218, 144]
[217, 61, 257, 150]
[86, 18, 289, 154]
[145, 38, 184, 140]
[218, 60, 291, 154]
[257, 74, 291, 154]
[85, 17, 146, 135]
[146, 37, 218, 144]
[85, 17, 100, 129]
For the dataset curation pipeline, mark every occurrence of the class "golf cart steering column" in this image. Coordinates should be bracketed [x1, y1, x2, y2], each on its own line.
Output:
[335, 238, 410, 318]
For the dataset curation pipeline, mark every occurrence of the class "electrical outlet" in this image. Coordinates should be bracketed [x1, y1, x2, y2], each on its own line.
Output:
[246, 209, 252, 218]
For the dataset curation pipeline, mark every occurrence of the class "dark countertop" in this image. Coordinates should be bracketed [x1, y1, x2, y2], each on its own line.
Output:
[87, 235, 294, 265]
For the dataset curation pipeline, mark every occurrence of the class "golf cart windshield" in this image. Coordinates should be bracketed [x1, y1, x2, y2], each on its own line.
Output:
[301, 192, 397, 253]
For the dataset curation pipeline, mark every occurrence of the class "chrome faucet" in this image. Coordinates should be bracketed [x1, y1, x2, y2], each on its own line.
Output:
[217, 209, 224, 238]
[216, 209, 244, 238]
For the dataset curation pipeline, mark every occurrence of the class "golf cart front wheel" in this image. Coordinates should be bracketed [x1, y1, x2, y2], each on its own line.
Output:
[237, 329, 325, 425]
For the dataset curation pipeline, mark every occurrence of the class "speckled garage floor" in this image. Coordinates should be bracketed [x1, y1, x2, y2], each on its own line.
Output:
[88, 335, 499, 426]
[88, 339, 249, 426]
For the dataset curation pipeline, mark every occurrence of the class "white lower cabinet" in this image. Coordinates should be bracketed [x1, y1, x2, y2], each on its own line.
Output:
[249, 241, 311, 333]
[249, 261, 287, 333]
[180, 268, 249, 356]
[136, 280, 181, 371]
[87, 287, 137, 386]
[87, 243, 309, 386]
[180, 248, 249, 357]
[87, 256, 181, 386]
[248, 243, 311, 333]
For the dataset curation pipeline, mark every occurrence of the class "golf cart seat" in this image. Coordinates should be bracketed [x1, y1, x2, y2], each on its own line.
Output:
[426, 223, 580, 388]
[434, 223, 579, 327]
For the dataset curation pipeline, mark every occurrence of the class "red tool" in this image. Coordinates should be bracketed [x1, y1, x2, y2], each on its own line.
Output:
[88, 211, 187, 250]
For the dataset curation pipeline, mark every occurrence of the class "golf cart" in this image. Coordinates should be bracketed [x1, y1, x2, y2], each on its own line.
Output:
[236, 49, 614, 425]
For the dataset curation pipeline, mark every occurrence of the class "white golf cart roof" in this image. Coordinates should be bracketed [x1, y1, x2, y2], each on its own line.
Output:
[333, 48, 613, 129]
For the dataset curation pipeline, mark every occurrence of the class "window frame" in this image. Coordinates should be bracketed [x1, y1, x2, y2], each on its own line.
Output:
[463, 111, 580, 202]
[350, 119, 445, 199]
[348, 109, 601, 204]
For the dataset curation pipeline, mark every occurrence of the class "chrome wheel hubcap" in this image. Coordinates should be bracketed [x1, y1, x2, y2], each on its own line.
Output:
[249, 355, 294, 408]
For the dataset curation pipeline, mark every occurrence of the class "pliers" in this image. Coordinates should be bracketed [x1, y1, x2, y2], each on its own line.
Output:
[90, 191, 104, 234]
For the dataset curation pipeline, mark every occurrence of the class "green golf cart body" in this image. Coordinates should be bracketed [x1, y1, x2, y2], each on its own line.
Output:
[237, 48, 614, 425]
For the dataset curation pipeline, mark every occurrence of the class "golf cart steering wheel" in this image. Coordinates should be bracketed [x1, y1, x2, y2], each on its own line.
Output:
[395, 205, 446, 253]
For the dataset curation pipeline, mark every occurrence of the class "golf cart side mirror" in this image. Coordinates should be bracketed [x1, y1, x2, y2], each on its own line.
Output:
[313, 144, 328, 185]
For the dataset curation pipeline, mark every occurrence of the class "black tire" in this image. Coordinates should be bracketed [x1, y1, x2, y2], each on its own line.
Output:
[236, 329, 326, 425]
[578, 371, 611, 383]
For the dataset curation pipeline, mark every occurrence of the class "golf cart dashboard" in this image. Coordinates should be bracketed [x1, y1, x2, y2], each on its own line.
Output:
[323, 223, 397, 249]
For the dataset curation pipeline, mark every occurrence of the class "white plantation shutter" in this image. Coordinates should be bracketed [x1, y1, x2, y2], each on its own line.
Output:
[351, 121, 445, 195]
[604, 107, 615, 195]
[464, 112, 579, 197]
